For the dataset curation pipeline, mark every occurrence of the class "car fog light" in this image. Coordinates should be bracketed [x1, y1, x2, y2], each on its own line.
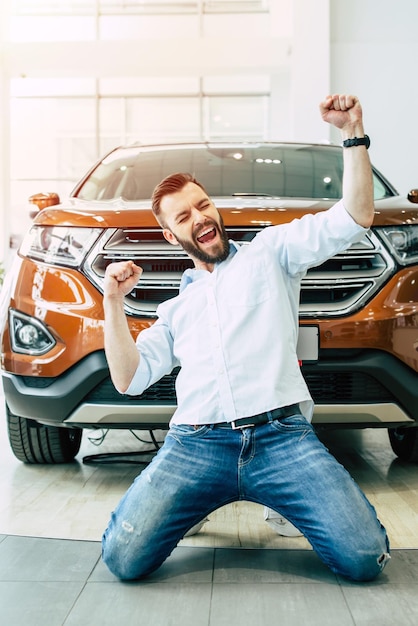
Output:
[17, 324, 40, 347]
[9, 309, 56, 355]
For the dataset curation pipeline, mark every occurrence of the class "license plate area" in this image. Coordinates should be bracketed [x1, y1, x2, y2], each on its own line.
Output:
[297, 325, 319, 362]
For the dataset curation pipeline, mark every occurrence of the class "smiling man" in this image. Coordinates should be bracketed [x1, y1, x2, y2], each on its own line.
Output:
[156, 181, 231, 267]
[101, 94, 390, 582]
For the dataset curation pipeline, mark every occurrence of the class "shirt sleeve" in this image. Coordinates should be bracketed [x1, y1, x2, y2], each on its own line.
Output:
[258, 199, 368, 276]
[124, 315, 179, 396]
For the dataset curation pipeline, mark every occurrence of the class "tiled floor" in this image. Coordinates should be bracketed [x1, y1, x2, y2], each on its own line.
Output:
[1, 384, 418, 625]
[1, 535, 418, 625]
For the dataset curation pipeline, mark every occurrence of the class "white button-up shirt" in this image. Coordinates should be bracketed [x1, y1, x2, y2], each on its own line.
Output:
[125, 201, 367, 425]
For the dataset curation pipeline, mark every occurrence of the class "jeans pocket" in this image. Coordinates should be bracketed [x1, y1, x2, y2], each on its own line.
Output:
[168, 424, 210, 439]
[270, 413, 312, 433]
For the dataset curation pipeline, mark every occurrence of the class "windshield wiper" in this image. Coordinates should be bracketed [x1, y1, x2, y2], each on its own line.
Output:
[231, 192, 276, 197]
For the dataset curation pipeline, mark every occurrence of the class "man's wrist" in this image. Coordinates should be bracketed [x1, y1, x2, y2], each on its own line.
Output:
[342, 135, 370, 150]
[103, 294, 126, 314]
[340, 123, 365, 140]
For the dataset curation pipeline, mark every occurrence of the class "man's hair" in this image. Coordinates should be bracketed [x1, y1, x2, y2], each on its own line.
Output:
[151, 172, 208, 227]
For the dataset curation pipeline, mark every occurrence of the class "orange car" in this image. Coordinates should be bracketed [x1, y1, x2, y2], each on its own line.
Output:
[1, 142, 418, 463]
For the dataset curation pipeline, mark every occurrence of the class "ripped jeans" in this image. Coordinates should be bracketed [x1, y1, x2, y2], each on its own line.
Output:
[102, 412, 390, 581]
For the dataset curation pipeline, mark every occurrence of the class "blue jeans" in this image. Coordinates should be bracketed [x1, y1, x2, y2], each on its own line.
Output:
[102, 412, 390, 581]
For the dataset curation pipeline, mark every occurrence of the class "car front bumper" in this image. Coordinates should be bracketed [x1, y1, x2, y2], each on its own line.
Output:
[2, 349, 417, 430]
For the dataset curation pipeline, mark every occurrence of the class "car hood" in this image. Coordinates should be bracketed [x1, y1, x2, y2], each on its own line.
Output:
[32, 194, 418, 228]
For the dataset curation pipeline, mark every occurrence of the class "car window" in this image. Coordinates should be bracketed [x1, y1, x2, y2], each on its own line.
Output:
[74, 145, 393, 202]
[373, 174, 393, 201]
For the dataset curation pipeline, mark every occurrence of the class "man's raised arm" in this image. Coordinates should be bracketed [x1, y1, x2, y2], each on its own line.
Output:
[320, 94, 374, 228]
[103, 260, 142, 393]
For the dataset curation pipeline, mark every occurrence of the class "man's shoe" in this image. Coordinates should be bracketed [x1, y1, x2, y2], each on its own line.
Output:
[263, 507, 303, 537]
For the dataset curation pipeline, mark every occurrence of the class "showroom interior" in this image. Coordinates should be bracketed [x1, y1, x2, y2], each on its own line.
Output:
[0, 1, 418, 624]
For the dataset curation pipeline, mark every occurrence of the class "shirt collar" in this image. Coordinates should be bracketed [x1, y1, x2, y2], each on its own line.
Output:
[179, 241, 239, 293]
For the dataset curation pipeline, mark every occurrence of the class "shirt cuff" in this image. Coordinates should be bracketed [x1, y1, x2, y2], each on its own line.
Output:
[123, 356, 151, 396]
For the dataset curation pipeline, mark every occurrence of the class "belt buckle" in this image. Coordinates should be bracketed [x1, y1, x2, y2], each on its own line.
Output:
[231, 420, 255, 430]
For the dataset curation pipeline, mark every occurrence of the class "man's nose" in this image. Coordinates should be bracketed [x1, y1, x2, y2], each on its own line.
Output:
[191, 207, 205, 224]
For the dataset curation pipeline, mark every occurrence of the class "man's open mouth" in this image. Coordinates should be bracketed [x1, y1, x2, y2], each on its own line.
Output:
[196, 227, 217, 244]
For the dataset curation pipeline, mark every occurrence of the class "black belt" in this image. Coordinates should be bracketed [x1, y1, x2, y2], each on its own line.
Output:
[209, 403, 300, 430]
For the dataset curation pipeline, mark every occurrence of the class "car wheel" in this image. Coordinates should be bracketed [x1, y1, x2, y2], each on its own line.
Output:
[388, 427, 418, 463]
[6, 405, 82, 464]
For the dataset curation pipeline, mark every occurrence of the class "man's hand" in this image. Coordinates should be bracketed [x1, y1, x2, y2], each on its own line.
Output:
[104, 261, 143, 300]
[319, 94, 363, 135]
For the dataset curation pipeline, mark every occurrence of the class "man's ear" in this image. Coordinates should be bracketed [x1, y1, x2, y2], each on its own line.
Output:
[163, 228, 179, 246]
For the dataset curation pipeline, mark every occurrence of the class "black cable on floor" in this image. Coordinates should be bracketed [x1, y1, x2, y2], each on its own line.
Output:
[82, 429, 162, 465]
[82, 449, 157, 465]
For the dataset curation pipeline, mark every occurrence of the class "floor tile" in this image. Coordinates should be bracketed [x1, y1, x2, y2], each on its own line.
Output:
[383, 549, 418, 582]
[91, 545, 215, 583]
[213, 548, 337, 584]
[0, 535, 418, 626]
[0, 536, 101, 582]
[210, 583, 354, 626]
[65, 582, 213, 626]
[342, 584, 418, 626]
[0, 581, 85, 626]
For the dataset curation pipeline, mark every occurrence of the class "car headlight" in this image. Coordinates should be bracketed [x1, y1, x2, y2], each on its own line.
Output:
[377, 225, 418, 265]
[20, 225, 103, 267]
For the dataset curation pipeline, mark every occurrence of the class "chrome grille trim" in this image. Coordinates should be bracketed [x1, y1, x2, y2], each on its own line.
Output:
[83, 227, 395, 318]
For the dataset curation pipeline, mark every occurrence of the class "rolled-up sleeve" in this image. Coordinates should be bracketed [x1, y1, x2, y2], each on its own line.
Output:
[259, 199, 368, 276]
[124, 316, 179, 396]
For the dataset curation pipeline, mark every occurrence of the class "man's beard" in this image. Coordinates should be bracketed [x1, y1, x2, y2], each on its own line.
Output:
[174, 217, 230, 265]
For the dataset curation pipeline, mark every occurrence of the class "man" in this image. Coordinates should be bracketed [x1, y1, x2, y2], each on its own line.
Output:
[102, 94, 390, 581]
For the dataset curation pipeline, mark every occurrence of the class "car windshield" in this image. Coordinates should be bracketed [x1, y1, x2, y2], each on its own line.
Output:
[74, 144, 394, 203]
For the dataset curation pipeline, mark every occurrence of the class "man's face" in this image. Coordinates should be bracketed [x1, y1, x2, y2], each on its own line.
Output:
[160, 182, 230, 269]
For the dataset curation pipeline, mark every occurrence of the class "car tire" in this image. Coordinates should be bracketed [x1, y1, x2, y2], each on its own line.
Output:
[388, 427, 418, 463]
[6, 405, 82, 464]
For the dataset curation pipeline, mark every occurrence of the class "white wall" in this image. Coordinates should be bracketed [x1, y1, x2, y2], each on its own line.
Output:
[289, 0, 330, 142]
[331, 0, 418, 195]
[0, 3, 10, 265]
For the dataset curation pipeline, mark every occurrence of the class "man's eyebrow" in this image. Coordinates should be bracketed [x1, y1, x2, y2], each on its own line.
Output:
[174, 197, 210, 221]
[196, 197, 211, 208]
[174, 209, 189, 222]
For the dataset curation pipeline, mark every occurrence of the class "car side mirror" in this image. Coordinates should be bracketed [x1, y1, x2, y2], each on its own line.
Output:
[28, 192, 60, 219]
[407, 189, 418, 204]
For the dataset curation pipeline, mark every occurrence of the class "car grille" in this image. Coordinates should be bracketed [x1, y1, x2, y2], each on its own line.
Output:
[84, 369, 393, 405]
[83, 226, 394, 318]
[303, 371, 393, 402]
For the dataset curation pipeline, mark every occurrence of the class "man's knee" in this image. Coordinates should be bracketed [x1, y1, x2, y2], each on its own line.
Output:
[102, 535, 133, 580]
[101, 523, 170, 581]
[337, 547, 391, 582]
[101, 527, 148, 580]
